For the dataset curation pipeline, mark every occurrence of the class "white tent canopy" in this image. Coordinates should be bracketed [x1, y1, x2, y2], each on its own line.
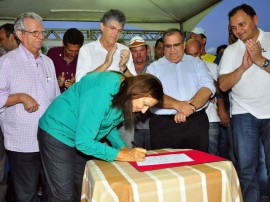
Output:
[0, 0, 221, 31]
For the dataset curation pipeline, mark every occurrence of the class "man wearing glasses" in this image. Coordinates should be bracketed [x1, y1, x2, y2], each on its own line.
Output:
[47, 28, 84, 92]
[76, 9, 136, 82]
[0, 12, 60, 201]
[75, 9, 136, 148]
[147, 28, 215, 151]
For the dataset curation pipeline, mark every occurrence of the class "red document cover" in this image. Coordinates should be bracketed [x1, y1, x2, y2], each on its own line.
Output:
[129, 150, 227, 172]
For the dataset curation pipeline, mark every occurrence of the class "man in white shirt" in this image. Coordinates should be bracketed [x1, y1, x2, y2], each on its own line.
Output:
[219, 4, 270, 202]
[76, 9, 136, 81]
[76, 9, 136, 148]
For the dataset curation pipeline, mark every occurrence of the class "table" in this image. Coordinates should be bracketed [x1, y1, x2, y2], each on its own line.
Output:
[81, 149, 243, 202]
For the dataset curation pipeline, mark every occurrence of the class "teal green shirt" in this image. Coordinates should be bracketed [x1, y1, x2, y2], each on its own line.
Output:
[39, 72, 126, 161]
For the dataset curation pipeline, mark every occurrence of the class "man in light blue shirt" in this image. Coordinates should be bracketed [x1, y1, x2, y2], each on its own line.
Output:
[147, 28, 215, 151]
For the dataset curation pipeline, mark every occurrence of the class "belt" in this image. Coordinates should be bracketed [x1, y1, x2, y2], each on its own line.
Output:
[190, 109, 206, 117]
[156, 109, 206, 118]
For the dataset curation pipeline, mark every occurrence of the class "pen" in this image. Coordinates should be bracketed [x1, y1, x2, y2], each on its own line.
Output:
[131, 141, 137, 148]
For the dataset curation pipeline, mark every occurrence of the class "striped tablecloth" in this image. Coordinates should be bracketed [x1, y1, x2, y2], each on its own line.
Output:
[81, 149, 243, 202]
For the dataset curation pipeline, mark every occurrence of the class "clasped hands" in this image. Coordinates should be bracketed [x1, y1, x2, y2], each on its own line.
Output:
[174, 100, 196, 123]
[242, 39, 265, 70]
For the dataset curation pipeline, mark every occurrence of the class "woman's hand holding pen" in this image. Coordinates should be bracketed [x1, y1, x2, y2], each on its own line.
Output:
[115, 146, 147, 162]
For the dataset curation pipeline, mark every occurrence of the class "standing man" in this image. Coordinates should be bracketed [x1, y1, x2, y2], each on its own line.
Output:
[129, 36, 151, 149]
[0, 12, 60, 201]
[190, 27, 216, 63]
[219, 4, 270, 202]
[76, 9, 136, 148]
[47, 28, 84, 93]
[0, 23, 19, 202]
[153, 37, 164, 60]
[147, 28, 215, 151]
[76, 9, 136, 81]
[185, 38, 221, 155]
[129, 36, 151, 74]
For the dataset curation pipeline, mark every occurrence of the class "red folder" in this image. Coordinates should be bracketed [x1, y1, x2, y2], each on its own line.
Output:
[129, 150, 227, 172]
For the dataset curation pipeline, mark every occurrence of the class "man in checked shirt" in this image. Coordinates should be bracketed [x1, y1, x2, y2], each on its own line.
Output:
[0, 12, 59, 201]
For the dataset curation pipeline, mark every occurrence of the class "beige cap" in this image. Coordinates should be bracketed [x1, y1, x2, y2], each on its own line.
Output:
[129, 36, 146, 48]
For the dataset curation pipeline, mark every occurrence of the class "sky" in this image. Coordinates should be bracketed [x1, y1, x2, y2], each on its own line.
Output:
[196, 0, 270, 54]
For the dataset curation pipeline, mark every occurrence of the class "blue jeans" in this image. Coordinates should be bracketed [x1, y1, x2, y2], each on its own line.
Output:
[219, 125, 238, 164]
[257, 142, 269, 196]
[208, 122, 220, 155]
[232, 113, 270, 202]
[38, 128, 91, 202]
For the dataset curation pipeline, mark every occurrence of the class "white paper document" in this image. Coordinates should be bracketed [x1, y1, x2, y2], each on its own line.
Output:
[137, 154, 194, 166]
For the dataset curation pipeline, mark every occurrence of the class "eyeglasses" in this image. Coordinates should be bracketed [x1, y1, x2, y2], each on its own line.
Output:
[20, 30, 48, 38]
[164, 41, 184, 49]
[105, 25, 123, 34]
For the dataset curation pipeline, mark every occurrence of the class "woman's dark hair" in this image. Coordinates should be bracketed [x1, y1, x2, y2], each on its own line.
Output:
[112, 73, 163, 126]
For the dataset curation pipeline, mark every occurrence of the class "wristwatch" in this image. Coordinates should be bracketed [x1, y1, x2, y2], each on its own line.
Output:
[261, 58, 270, 70]
[120, 66, 128, 74]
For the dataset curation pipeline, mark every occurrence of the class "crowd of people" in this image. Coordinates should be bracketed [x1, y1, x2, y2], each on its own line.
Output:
[0, 3, 269, 202]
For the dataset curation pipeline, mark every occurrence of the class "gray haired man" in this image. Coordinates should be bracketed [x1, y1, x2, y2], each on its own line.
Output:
[76, 9, 136, 81]
[0, 12, 60, 201]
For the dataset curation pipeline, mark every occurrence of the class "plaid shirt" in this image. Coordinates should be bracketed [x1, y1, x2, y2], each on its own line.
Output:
[0, 44, 60, 152]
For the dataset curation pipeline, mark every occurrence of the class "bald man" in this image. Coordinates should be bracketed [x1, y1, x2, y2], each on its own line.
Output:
[185, 39, 222, 155]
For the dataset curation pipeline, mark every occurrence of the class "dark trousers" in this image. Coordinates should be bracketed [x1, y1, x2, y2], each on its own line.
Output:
[0, 127, 7, 202]
[38, 128, 91, 202]
[7, 150, 41, 202]
[150, 111, 209, 152]
[134, 129, 151, 150]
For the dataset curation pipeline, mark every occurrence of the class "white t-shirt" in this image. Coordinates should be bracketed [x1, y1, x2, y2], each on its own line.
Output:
[219, 29, 270, 119]
[204, 61, 220, 122]
[76, 38, 136, 81]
